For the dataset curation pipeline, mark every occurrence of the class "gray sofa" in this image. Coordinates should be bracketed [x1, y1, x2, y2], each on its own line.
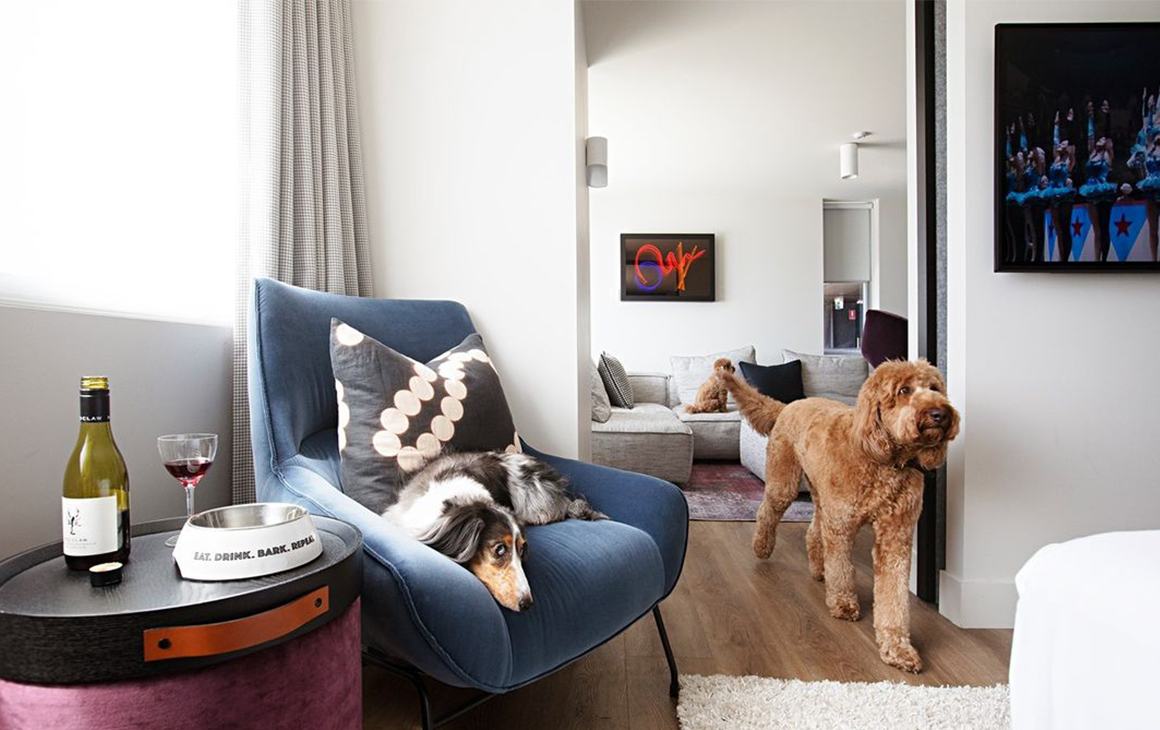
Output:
[591, 372, 742, 484]
[741, 351, 870, 486]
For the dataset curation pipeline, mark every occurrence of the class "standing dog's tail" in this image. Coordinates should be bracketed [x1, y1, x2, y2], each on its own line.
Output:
[720, 370, 785, 436]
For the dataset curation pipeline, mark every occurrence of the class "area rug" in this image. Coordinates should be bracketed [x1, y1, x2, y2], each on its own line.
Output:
[678, 674, 1010, 730]
[683, 462, 813, 522]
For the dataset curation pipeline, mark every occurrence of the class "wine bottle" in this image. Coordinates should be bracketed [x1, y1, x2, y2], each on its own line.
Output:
[62, 376, 131, 570]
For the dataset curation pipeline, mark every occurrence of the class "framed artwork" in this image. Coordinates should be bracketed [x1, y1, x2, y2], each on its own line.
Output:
[620, 234, 716, 301]
[995, 23, 1160, 271]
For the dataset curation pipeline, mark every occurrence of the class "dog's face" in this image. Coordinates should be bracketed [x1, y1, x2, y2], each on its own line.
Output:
[422, 501, 533, 612]
[853, 359, 959, 470]
[712, 357, 735, 374]
[466, 510, 532, 612]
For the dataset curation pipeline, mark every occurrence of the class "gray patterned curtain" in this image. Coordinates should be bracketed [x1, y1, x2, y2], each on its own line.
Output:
[234, 0, 373, 504]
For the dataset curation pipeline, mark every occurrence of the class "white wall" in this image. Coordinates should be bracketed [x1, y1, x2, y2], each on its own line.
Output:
[0, 308, 233, 560]
[584, 1, 908, 372]
[942, 0, 1160, 628]
[352, 0, 590, 458]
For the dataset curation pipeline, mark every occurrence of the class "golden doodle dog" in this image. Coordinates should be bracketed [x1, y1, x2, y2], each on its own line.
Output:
[684, 358, 735, 414]
[722, 360, 958, 673]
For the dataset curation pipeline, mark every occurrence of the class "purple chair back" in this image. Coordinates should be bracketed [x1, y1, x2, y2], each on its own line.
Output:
[861, 309, 908, 367]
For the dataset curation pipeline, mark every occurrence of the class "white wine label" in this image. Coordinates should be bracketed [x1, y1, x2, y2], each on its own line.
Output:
[62, 496, 119, 556]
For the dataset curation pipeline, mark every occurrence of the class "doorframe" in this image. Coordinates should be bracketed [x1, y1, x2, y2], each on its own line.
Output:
[912, 0, 941, 604]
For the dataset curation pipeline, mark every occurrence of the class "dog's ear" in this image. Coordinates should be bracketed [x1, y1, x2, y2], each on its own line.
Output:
[418, 502, 487, 563]
[853, 382, 895, 464]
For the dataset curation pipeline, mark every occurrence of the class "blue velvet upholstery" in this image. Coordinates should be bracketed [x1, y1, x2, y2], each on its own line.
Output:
[248, 279, 688, 692]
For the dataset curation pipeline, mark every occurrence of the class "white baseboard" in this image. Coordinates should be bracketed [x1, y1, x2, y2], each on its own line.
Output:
[938, 571, 1018, 628]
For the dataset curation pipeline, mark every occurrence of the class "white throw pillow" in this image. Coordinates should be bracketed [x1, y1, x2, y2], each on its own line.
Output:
[782, 349, 868, 406]
[670, 346, 756, 405]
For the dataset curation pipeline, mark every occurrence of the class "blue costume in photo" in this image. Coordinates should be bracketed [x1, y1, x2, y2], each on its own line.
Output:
[1138, 154, 1160, 199]
[1079, 157, 1117, 202]
[1045, 160, 1075, 204]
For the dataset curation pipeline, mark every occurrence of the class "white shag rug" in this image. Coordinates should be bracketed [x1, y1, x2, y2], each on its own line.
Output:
[678, 674, 1010, 730]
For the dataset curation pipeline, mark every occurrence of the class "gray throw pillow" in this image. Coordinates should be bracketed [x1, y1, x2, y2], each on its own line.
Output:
[590, 360, 612, 423]
[598, 352, 634, 408]
[782, 349, 869, 406]
[330, 319, 520, 513]
[670, 345, 756, 405]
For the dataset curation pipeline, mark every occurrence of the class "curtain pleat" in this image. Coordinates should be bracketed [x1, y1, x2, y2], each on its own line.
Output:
[233, 0, 373, 504]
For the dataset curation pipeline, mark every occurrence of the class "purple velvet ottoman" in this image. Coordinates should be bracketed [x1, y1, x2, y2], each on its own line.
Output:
[0, 517, 363, 730]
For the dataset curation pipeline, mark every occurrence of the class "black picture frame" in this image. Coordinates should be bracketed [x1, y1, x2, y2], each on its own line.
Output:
[994, 22, 1160, 272]
[620, 233, 716, 301]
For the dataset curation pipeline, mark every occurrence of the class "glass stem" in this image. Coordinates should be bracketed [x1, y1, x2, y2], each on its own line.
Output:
[184, 483, 197, 520]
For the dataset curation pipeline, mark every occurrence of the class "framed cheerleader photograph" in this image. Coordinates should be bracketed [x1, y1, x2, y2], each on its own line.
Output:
[994, 23, 1160, 272]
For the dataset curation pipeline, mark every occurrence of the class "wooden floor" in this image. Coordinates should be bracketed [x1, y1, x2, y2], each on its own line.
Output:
[363, 521, 1012, 730]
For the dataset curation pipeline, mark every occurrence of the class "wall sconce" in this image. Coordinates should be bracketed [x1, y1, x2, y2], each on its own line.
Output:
[840, 131, 869, 180]
[586, 136, 608, 188]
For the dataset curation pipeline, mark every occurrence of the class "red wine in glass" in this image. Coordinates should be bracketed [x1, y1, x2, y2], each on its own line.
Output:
[163, 457, 213, 483]
[157, 433, 218, 547]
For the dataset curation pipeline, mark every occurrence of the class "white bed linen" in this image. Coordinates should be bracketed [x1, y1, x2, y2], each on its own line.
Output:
[1010, 530, 1160, 730]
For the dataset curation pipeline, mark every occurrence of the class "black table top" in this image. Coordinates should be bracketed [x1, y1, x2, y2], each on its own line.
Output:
[0, 520, 351, 618]
[0, 515, 363, 685]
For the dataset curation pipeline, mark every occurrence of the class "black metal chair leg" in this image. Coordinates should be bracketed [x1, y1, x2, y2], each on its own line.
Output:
[363, 647, 434, 730]
[363, 646, 497, 730]
[652, 605, 680, 699]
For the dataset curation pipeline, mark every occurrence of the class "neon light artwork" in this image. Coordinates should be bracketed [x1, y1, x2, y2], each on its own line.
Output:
[633, 241, 707, 293]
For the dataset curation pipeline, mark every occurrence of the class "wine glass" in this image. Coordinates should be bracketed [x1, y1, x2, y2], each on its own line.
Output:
[158, 433, 217, 547]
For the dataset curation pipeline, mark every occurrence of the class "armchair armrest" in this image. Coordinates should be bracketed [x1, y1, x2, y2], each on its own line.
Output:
[273, 458, 515, 691]
[526, 447, 688, 598]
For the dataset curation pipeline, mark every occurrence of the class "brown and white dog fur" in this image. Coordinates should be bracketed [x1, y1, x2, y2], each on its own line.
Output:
[721, 360, 959, 673]
[381, 452, 605, 611]
[684, 357, 735, 414]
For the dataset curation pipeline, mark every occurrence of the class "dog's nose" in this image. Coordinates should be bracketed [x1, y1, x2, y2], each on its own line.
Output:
[518, 595, 533, 612]
[927, 407, 948, 424]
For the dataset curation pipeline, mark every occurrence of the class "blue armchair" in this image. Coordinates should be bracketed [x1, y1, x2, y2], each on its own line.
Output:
[247, 279, 688, 728]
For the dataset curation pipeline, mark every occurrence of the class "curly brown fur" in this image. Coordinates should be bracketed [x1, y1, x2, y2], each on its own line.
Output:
[724, 359, 959, 674]
[684, 358, 735, 414]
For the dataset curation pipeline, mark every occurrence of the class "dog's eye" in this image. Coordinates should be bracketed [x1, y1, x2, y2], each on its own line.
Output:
[897, 386, 911, 396]
[494, 544, 507, 558]
[518, 543, 527, 559]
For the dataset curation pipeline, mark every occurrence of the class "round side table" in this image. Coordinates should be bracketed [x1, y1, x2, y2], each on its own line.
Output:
[0, 516, 363, 730]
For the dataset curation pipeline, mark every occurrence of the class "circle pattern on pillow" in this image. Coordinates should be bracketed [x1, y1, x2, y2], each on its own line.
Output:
[329, 319, 522, 512]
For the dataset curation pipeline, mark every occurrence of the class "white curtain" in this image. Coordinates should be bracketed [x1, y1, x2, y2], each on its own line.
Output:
[234, 0, 373, 504]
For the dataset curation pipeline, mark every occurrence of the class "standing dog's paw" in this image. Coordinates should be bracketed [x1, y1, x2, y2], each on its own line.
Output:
[752, 532, 775, 559]
[827, 594, 860, 621]
[877, 630, 923, 674]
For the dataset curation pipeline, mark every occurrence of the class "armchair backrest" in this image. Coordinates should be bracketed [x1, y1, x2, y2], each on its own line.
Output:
[247, 278, 476, 489]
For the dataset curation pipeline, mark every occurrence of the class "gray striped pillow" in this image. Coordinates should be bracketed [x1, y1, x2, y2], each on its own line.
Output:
[598, 352, 634, 408]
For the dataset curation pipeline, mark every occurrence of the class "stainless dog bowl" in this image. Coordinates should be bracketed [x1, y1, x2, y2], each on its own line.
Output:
[189, 503, 309, 530]
[172, 503, 323, 581]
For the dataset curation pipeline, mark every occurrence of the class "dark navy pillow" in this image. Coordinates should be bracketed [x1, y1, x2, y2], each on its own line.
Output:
[739, 360, 805, 404]
[330, 319, 520, 513]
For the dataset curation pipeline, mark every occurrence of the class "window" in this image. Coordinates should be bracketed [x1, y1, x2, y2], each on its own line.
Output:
[822, 201, 876, 353]
[0, 1, 237, 324]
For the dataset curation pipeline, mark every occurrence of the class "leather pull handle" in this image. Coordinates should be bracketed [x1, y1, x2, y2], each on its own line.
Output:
[144, 586, 329, 662]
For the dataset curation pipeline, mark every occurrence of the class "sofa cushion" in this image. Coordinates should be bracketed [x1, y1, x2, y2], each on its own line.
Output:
[590, 360, 611, 423]
[330, 320, 519, 512]
[592, 403, 690, 434]
[670, 346, 756, 405]
[674, 404, 741, 459]
[782, 349, 868, 405]
[627, 372, 670, 406]
[598, 352, 634, 408]
[739, 360, 805, 403]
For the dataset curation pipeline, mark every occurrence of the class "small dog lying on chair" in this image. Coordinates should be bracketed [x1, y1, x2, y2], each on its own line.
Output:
[382, 452, 605, 612]
[684, 358, 735, 414]
[722, 360, 958, 673]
